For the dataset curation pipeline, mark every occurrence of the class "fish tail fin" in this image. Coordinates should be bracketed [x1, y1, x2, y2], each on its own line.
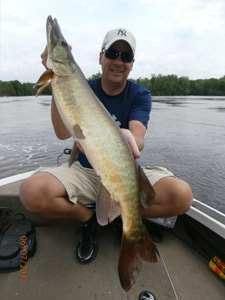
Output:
[118, 229, 158, 292]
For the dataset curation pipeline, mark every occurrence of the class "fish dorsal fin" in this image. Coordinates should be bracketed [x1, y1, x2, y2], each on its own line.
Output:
[73, 124, 85, 139]
[137, 163, 155, 208]
[68, 142, 79, 167]
[96, 183, 121, 226]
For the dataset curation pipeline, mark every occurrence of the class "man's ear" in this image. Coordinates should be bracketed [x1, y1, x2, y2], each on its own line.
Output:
[130, 59, 135, 71]
[99, 52, 103, 65]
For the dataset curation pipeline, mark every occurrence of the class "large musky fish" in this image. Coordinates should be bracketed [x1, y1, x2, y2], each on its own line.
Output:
[36, 15, 158, 291]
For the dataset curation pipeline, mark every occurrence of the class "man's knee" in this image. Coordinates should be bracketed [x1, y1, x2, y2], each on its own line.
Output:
[172, 180, 193, 215]
[20, 175, 47, 214]
[154, 176, 193, 216]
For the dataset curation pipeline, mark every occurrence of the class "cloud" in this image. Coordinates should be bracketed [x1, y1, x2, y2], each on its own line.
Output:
[1, 0, 225, 82]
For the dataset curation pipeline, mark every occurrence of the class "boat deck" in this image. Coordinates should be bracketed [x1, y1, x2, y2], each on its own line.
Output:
[0, 179, 224, 300]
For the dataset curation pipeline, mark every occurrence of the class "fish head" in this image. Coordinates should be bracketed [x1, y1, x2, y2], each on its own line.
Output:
[46, 15, 75, 76]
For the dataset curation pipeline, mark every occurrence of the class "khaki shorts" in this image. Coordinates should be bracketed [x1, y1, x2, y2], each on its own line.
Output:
[35, 162, 174, 205]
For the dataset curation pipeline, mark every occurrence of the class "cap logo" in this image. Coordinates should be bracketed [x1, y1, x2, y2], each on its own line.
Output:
[117, 29, 127, 37]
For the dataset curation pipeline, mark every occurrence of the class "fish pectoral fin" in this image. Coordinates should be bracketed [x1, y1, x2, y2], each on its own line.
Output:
[137, 163, 155, 208]
[96, 183, 121, 226]
[35, 82, 51, 96]
[68, 142, 79, 167]
[34, 70, 53, 96]
[35, 70, 54, 86]
[73, 124, 85, 139]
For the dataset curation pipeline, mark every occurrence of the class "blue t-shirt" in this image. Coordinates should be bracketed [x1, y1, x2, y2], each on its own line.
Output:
[77, 77, 152, 168]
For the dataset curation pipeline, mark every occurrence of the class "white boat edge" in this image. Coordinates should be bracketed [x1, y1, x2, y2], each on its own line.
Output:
[0, 171, 35, 187]
[186, 202, 225, 239]
[0, 170, 225, 239]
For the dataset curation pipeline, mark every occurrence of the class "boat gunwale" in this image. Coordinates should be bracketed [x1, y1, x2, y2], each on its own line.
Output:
[0, 171, 224, 239]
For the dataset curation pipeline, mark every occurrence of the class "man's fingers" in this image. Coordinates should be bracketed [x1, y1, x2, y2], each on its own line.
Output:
[40, 45, 72, 69]
[41, 46, 48, 69]
[77, 143, 84, 154]
[121, 129, 140, 159]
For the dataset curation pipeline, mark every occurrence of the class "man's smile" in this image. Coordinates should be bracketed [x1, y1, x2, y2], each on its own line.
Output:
[111, 68, 123, 74]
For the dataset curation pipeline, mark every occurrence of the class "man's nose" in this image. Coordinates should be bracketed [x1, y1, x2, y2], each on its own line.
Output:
[114, 54, 124, 63]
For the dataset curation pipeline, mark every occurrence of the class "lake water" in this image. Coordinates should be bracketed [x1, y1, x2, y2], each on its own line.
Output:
[0, 95, 225, 214]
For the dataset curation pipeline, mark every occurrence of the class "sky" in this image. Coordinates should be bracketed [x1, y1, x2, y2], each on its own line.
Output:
[1, 0, 225, 83]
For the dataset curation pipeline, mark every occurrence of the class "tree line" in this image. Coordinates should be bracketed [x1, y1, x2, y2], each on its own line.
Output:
[0, 80, 51, 97]
[1, 74, 225, 97]
[134, 74, 225, 96]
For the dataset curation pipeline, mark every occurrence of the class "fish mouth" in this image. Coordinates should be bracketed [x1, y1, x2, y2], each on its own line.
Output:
[46, 15, 67, 54]
[46, 15, 75, 72]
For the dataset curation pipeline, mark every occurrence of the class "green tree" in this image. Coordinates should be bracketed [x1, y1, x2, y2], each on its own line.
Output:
[1, 75, 225, 96]
[11, 80, 23, 96]
[0, 81, 16, 96]
[219, 78, 225, 95]
[178, 77, 190, 95]
[23, 82, 36, 96]
[88, 72, 102, 80]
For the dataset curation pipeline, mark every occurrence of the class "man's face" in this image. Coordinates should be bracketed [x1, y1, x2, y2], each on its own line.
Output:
[99, 40, 134, 86]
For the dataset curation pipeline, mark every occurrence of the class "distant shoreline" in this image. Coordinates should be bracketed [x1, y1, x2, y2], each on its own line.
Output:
[1, 73, 225, 96]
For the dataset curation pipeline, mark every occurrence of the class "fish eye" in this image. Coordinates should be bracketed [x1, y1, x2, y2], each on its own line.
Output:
[61, 41, 68, 47]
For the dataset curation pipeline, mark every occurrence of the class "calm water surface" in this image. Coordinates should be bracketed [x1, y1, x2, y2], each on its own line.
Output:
[0, 95, 225, 214]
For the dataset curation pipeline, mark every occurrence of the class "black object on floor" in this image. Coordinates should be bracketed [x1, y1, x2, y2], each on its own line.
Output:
[0, 211, 36, 272]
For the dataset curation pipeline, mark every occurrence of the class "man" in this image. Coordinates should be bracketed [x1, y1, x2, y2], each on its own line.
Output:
[20, 28, 193, 263]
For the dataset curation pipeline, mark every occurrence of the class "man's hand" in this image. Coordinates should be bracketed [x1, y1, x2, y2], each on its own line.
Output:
[121, 128, 141, 159]
[77, 143, 84, 153]
[41, 46, 48, 69]
[77, 129, 141, 159]
[40, 45, 72, 69]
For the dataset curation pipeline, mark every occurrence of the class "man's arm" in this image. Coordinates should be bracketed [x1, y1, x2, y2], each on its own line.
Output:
[77, 121, 146, 158]
[51, 97, 71, 140]
[129, 120, 146, 151]
[121, 120, 147, 159]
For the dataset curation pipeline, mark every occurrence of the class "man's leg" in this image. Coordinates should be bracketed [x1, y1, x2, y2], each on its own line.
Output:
[141, 176, 193, 219]
[20, 169, 99, 264]
[20, 172, 93, 221]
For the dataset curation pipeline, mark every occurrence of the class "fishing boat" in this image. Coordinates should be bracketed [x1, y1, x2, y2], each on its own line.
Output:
[0, 170, 224, 300]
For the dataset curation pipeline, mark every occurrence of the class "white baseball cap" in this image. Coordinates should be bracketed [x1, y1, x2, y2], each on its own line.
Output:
[101, 28, 136, 55]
